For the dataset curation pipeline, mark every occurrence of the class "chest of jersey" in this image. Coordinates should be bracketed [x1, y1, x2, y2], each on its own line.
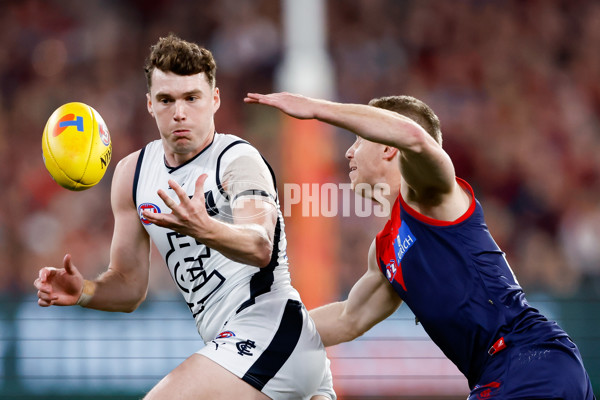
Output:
[133, 138, 248, 318]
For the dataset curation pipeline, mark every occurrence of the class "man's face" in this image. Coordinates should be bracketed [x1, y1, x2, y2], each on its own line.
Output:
[345, 136, 385, 196]
[147, 69, 220, 163]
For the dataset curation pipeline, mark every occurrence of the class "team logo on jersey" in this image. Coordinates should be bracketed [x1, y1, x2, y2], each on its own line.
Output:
[236, 339, 256, 356]
[385, 259, 397, 281]
[53, 114, 84, 137]
[138, 202, 161, 225]
[474, 381, 501, 398]
[393, 221, 416, 263]
[216, 331, 236, 339]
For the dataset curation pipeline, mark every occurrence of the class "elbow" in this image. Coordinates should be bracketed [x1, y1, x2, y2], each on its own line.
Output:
[345, 322, 367, 343]
[123, 289, 147, 313]
[255, 239, 274, 268]
[403, 127, 429, 153]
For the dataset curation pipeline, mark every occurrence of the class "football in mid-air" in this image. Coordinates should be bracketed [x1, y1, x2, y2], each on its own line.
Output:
[42, 102, 112, 191]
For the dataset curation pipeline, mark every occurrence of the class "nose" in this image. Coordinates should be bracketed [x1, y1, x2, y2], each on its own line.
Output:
[345, 143, 356, 160]
[173, 100, 186, 121]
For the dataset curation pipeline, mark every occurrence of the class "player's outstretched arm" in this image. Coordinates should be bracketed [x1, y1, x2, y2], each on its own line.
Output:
[34, 152, 152, 312]
[83, 151, 152, 312]
[310, 239, 403, 347]
[245, 92, 457, 203]
[245, 92, 437, 152]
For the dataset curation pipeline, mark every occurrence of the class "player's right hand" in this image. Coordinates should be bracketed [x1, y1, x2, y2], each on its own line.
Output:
[34, 254, 84, 307]
[244, 92, 320, 120]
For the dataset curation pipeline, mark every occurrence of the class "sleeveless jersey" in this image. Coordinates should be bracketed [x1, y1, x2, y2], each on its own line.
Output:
[133, 133, 299, 343]
[375, 178, 567, 387]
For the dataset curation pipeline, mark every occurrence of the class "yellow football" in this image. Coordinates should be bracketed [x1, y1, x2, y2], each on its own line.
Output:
[42, 102, 112, 191]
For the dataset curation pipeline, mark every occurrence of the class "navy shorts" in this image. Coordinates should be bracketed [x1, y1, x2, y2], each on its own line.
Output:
[468, 336, 596, 400]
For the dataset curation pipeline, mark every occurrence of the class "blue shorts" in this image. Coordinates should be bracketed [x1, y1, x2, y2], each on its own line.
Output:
[468, 336, 596, 400]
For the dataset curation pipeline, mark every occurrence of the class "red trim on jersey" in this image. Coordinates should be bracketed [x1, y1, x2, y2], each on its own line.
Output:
[399, 177, 476, 227]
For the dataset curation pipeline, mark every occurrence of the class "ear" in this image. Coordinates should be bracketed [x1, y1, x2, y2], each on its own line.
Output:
[213, 87, 221, 112]
[382, 146, 398, 161]
[146, 93, 154, 117]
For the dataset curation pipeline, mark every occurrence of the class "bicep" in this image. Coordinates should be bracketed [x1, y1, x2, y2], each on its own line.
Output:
[343, 240, 403, 334]
[109, 153, 151, 284]
[224, 149, 278, 237]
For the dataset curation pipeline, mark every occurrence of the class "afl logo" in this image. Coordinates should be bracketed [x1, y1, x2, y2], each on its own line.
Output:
[216, 331, 236, 339]
[138, 203, 161, 225]
[99, 123, 111, 146]
[385, 260, 397, 282]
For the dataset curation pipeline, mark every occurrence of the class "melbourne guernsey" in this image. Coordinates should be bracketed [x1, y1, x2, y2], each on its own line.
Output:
[375, 178, 567, 387]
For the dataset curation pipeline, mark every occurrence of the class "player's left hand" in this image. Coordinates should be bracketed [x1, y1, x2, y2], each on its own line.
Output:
[142, 174, 214, 239]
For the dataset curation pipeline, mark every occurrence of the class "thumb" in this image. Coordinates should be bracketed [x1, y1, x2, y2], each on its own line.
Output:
[63, 254, 75, 275]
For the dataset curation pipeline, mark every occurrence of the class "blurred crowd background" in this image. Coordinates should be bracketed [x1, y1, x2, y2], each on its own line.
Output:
[1, 0, 599, 397]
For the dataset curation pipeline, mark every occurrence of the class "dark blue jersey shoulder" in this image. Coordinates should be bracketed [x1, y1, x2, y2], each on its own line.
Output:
[375, 178, 567, 386]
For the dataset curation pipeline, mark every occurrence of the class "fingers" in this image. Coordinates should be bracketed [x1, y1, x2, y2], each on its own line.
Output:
[35, 268, 59, 306]
[156, 179, 187, 210]
[37, 297, 53, 307]
[37, 288, 58, 306]
[244, 93, 263, 103]
[194, 174, 208, 198]
[157, 188, 177, 210]
[38, 267, 57, 284]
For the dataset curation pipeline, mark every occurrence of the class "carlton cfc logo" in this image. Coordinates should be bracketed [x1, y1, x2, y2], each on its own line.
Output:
[53, 114, 84, 137]
[138, 203, 161, 225]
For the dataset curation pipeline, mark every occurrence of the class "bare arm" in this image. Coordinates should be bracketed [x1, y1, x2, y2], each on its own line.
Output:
[86, 152, 152, 311]
[142, 174, 277, 268]
[35, 151, 152, 312]
[245, 92, 457, 202]
[309, 239, 403, 347]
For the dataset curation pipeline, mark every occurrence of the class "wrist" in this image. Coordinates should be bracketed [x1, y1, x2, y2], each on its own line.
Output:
[76, 280, 97, 307]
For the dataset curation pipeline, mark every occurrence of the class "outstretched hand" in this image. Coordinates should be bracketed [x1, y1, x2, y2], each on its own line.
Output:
[34, 254, 84, 307]
[244, 92, 321, 120]
[142, 174, 214, 239]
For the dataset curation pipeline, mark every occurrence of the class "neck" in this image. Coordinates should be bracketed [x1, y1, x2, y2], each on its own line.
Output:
[165, 131, 215, 167]
[380, 179, 401, 218]
[365, 175, 401, 218]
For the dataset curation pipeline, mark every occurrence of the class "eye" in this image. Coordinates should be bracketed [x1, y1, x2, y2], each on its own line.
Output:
[159, 98, 171, 104]
[187, 96, 198, 102]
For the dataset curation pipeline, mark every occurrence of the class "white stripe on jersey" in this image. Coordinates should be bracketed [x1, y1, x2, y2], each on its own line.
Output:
[134, 133, 298, 343]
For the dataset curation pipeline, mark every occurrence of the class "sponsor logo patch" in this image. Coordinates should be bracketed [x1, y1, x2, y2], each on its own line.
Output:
[53, 114, 84, 137]
[393, 221, 416, 264]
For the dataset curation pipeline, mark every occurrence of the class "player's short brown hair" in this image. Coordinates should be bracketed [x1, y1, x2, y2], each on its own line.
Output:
[144, 33, 217, 90]
[368, 95, 442, 145]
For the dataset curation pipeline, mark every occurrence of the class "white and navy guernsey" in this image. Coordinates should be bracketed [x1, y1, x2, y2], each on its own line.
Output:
[133, 133, 300, 343]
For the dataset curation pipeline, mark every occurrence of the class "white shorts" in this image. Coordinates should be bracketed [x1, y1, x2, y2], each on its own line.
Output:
[198, 294, 336, 400]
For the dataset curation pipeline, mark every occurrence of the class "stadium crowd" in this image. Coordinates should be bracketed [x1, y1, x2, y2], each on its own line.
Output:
[1, 0, 599, 301]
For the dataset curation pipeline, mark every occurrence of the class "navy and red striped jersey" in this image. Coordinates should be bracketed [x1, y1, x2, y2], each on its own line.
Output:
[375, 178, 567, 387]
